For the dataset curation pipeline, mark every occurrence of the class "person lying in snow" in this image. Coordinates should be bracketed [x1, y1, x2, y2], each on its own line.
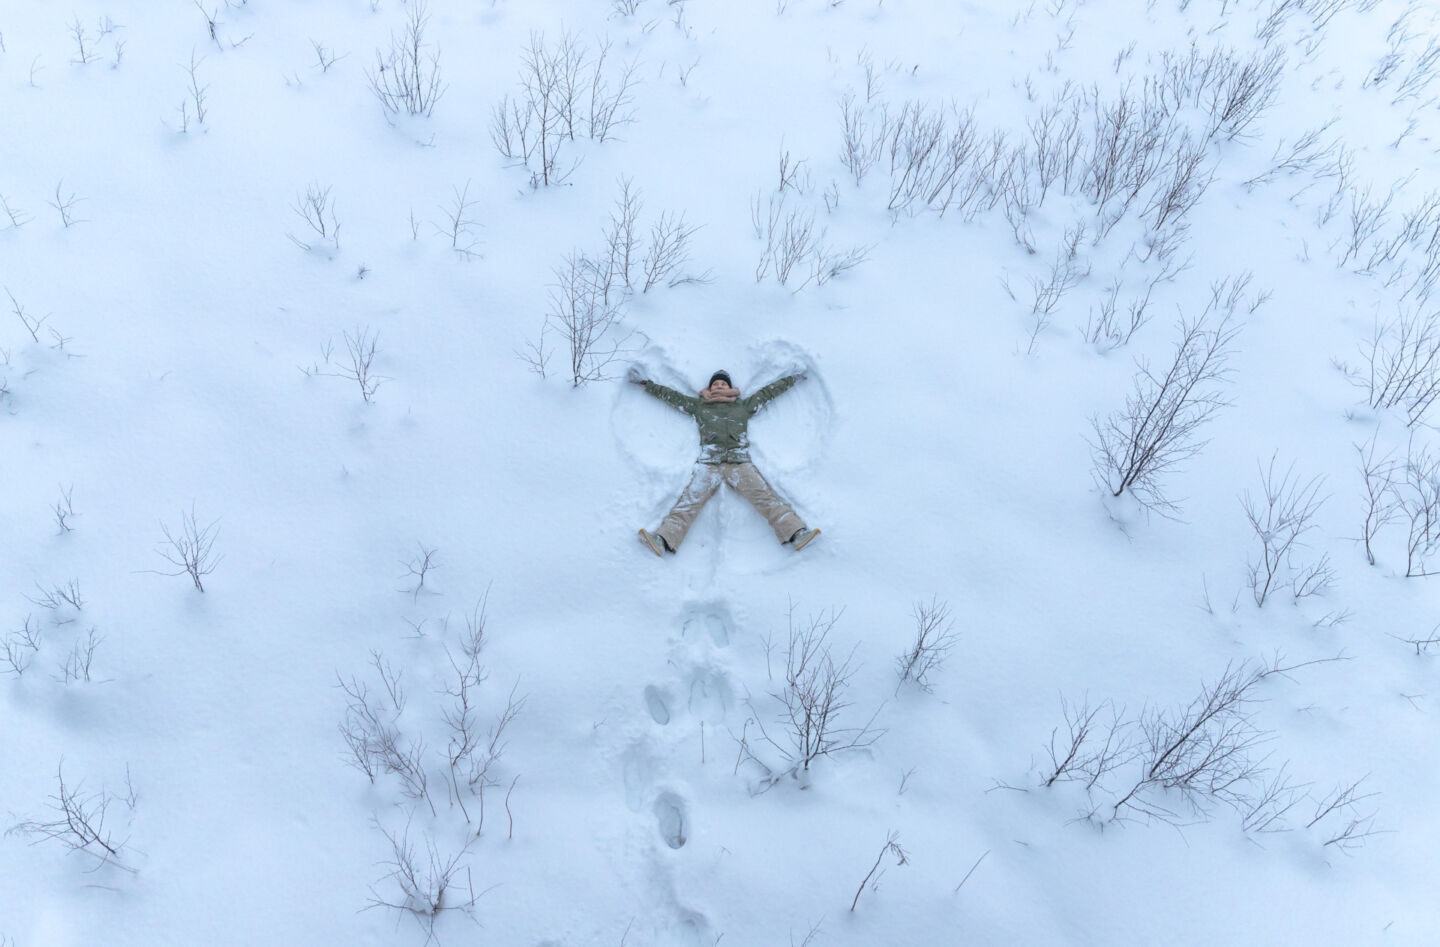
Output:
[628, 367, 820, 556]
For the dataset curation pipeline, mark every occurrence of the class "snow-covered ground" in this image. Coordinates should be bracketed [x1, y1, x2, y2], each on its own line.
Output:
[3, 0, 1440, 943]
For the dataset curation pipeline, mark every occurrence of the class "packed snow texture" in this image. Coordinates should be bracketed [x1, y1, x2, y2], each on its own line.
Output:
[3, 0, 1440, 943]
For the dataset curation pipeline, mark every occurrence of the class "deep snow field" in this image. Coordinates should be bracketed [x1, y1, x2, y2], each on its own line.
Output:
[3, 0, 1440, 943]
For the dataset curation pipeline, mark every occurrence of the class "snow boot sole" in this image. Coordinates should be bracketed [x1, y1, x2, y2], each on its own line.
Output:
[791, 528, 821, 551]
[638, 528, 665, 557]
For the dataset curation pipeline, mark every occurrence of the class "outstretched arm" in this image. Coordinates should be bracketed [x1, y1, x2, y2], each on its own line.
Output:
[640, 379, 701, 415]
[743, 373, 803, 414]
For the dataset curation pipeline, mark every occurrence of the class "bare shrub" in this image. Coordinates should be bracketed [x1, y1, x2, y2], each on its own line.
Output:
[1026, 223, 1091, 354]
[1240, 763, 1308, 834]
[1358, 306, 1440, 426]
[490, 30, 636, 186]
[1242, 455, 1328, 606]
[365, 820, 481, 940]
[399, 544, 440, 601]
[6, 287, 49, 341]
[29, 579, 85, 614]
[1089, 289, 1242, 516]
[451, 679, 525, 834]
[546, 250, 634, 387]
[1361, 192, 1440, 280]
[311, 39, 342, 73]
[288, 182, 340, 252]
[304, 327, 387, 403]
[746, 605, 885, 788]
[1390, 37, 1440, 105]
[1307, 776, 1381, 851]
[1141, 134, 1212, 232]
[47, 180, 85, 228]
[1204, 46, 1285, 141]
[1243, 121, 1339, 190]
[585, 39, 638, 142]
[8, 761, 136, 874]
[151, 504, 222, 592]
[68, 16, 97, 64]
[2, 616, 42, 677]
[883, 100, 988, 218]
[1108, 661, 1271, 823]
[1040, 657, 1371, 839]
[640, 211, 699, 292]
[753, 190, 867, 290]
[433, 598, 527, 833]
[777, 147, 811, 195]
[365, 0, 446, 119]
[811, 243, 870, 287]
[1356, 434, 1400, 566]
[53, 484, 78, 533]
[1395, 436, 1440, 577]
[838, 93, 881, 186]
[1028, 88, 1086, 205]
[191, 1, 221, 49]
[895, 597, 958, 694]
[999, 147, 1037, 252]
[338, 663, 401, 785]
[0, 193, 32, 229]
[602, 176, 643, 293]
[1082, 276, 1146, 350]
[1040, 696, 1133, 790]
[341, 608, 526, 841]
[1365, 8, 1440, 106]
[754, 194, 817, 285]
[339, 652, 434, 815]
[58, 627, 103, 684]
[838, 91, 1015, 221]
[434, 180, 480, 257]
[178, 50, 209, 131]
[1337, 184, 1396, 269]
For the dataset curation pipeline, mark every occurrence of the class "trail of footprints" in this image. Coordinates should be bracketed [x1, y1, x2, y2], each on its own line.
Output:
[628, 601, 739, 851]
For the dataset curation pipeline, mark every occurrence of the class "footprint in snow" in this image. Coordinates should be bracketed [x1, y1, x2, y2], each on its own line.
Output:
[681, 604, 732, 647]
[686, 667, 733, 724]
[621, 744, 654, 813]
[653, 792, 689, 849]
[644, 685, 672, 726]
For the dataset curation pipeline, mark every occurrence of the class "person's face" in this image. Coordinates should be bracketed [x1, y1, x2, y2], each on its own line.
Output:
[709, 378, 733, 395]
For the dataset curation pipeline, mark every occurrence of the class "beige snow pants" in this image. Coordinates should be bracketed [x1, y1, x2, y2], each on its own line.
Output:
[657, 462, 805, 549]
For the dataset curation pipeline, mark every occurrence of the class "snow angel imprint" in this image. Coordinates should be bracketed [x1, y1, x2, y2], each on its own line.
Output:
[629, 367, 820, 556]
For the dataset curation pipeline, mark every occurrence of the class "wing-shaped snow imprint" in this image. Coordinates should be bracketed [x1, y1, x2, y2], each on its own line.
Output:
[742, 338, 833, 478]
[610, 339, 833, 482]
[610, 346, 705, 478]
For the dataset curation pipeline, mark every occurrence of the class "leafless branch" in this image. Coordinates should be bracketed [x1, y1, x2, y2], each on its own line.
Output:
[850, 830, 907, 911]
[365, 0, 446, 119]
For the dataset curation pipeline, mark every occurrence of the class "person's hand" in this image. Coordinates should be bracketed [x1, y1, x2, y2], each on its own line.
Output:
[626, 365, 648, 386]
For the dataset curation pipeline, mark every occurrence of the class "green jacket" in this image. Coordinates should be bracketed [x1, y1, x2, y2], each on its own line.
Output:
[644, 375, 801, 464]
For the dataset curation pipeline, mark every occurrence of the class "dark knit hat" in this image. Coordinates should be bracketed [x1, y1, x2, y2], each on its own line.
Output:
[708, 370, 733, 387]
